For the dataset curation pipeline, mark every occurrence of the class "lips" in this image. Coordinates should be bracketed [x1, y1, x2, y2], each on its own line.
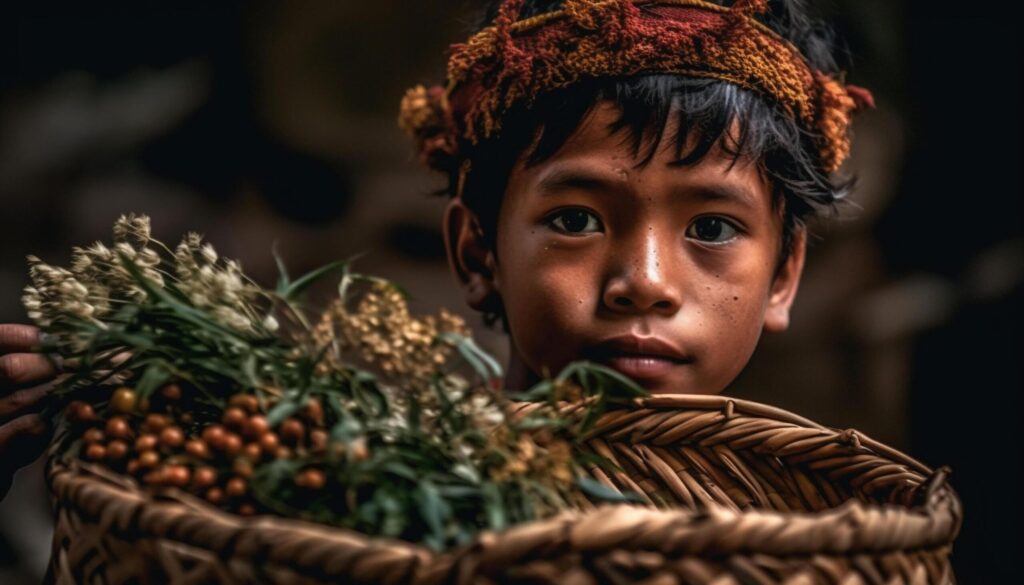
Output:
[583, 335, 693, 380]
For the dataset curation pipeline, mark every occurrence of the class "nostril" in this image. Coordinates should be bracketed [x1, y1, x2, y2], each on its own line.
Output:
[614, 297, 632, 307]
[654, 300, 673, 310]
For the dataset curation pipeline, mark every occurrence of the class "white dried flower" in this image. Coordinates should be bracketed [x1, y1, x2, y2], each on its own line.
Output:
[113, 213, 152, 247]
[201, 243, 218, 265]
[213, 306, 253, 332]
[137, 248, 161, 268]
[22, 287, 41, 312]
[87, 242, 114, 263]
[113, 242, 137, 260]
[262, 314, 279, 332]
[70, 247, 93, 274]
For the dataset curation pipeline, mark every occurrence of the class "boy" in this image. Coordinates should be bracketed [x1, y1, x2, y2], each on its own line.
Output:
[0, 0, 871, 498]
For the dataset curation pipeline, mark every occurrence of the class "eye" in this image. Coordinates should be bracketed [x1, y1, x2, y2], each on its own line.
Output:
[686, 216, 739, 245]
[547, 208, 603, 235]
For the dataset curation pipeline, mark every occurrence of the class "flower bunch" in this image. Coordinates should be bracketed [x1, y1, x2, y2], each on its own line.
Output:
[26, 214, 647, 551]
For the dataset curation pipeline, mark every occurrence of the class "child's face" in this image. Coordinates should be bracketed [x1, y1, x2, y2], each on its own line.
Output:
[446, 102, 806, 394]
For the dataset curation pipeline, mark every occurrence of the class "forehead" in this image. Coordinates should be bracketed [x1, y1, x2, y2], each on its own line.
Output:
[511, 101, 776, 211]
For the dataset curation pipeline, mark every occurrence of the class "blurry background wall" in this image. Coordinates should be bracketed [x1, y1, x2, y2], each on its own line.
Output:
[1, 1, 1020, 582]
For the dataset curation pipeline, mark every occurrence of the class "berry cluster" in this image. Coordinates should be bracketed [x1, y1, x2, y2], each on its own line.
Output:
[66, 383, 336, 517]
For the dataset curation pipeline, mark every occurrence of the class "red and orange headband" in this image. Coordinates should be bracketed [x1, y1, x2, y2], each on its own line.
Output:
[399, 0, 874, 176]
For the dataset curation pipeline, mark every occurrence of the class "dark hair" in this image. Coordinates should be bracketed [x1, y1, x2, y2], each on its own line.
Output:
[447, 0, 856, 329]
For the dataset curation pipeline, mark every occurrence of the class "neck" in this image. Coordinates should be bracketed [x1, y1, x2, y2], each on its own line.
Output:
[502, 337, 541, 392]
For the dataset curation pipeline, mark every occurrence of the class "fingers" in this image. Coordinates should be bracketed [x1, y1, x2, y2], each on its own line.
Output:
[0, 353, 58, 387]
[0, 324, 42, 353]
[0, 413, 51, 448]
[0, 381, 54, 422]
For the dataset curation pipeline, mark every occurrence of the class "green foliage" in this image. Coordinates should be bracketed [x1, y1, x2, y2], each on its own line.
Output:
[27, 214, 648, 551]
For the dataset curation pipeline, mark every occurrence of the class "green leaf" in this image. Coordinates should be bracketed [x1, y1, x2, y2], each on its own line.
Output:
[330, 417, 363, 443]
[482, 482, 506, 531]
[559, 361, 648, 400]
[267, 397, 301, 427]
[271, 241, 290, 291]
[281, 252, 367, 301]
[576, 477, 646, 503]
[415, 481, 448, 550]
[442, 332, 503, 382]
[134, 362, 171, 400]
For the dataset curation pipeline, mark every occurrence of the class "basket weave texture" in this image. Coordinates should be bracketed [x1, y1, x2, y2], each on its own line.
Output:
[45, 394, 962, 585]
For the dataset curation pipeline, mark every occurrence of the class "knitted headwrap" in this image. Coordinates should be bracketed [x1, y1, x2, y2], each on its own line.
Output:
[398, 0, 874, 183]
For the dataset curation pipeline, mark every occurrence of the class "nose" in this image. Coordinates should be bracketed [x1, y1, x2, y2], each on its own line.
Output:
[602, 227, 683, 316]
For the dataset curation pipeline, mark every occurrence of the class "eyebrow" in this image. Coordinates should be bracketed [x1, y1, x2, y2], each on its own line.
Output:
[535, 165, 627, 196]
[534, 164, 759, 210]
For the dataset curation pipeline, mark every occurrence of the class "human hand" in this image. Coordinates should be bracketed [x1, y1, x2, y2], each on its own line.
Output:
[0, 324, 57, 501]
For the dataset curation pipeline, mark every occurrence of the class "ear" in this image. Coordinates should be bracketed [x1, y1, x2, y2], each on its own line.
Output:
[763, 226, 807, 333]
[442, 198, 500, 312]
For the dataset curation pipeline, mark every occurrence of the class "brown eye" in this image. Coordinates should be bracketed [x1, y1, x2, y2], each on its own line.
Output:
[686, 216, 738, 244]
[548, 209, 601, 234]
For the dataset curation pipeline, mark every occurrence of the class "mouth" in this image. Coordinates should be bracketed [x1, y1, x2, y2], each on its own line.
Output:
[582, 335, 693, 381]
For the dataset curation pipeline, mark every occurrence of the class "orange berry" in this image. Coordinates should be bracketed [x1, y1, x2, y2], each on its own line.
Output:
[309, 429, 328, 452]
[238, 503, 256, 517]
[296, 468, 325, 490]
[68, 401, 96, 422]
[83, 427, 105, 444]
[275, 446, 292, 460]
[279, 419, 305, 445]
[106, 440, 128, 460]
[350, 438, 369, 462]
[225, 477, 246, 498]
[303, 399, 324, 426]
[244, 415, 269, 440]
[111, 387, 137, 413]
[144, 413, 168, 433]
[179, 412, 193, 425]
[135, 433, 158, 451]
[164, 465, 190, 487]
[205, 487, 225, 504]
[138, 450, 160, 468]
[126, 460, 141, 475]
[222, 433, 242, 457]
[232, 460, 253, 479]
[105, 417, 131, 440]
[229, 394, 259, 413]
[259, 432, 279, 453]
[160, 383, 182, 401]
[185, 439, 210, 460]
[243, 443, 261, 461]
[222, 407, 246, 430]
[85, 444, 106, 461]
[159, 426, 184, 449]
[192, 466, 217, 489]
[202, 425, 226, 449]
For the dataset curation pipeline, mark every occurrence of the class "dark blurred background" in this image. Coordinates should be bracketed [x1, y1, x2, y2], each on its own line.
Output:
[0, 1, 1020, 582]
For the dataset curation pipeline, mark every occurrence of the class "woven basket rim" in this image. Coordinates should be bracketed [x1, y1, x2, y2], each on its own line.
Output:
[46, 393, 964, 581]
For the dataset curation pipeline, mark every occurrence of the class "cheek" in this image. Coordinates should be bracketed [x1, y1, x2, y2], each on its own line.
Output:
[498, 235, 600, 360]
[691, 251, 774, 386]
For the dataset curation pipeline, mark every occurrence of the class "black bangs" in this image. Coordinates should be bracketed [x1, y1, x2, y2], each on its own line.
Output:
[460, 74, 851, 246]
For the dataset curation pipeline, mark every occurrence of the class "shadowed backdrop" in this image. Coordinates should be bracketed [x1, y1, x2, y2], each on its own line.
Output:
[1, 1, 1019, 582]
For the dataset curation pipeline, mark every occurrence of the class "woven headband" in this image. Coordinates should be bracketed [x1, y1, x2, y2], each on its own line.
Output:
[399, 0, 874, 177]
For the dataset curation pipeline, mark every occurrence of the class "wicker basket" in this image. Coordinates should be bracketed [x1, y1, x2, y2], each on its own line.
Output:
[44, 394, 962, 585]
